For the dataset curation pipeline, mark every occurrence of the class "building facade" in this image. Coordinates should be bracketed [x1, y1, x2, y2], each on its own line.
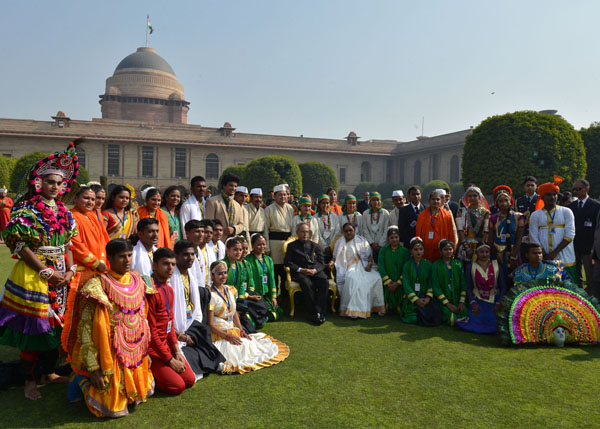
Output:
[0, 47, 468, 194]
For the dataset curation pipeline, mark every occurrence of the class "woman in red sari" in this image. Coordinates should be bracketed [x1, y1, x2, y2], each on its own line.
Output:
[137, 187, 172, 249]
[0, 186, 13, 231]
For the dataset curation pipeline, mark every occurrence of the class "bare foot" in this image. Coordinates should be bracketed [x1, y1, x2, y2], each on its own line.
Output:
[24, 380, 42, 400]
[41, 373, 69, 384]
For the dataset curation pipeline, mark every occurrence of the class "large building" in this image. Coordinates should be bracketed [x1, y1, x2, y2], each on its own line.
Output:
[0, 46, 468, 194]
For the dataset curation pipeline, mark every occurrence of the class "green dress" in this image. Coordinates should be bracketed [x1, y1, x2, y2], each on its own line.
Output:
[223, 258, 252, 297]
[245, 253, 283, 321]
[431, 258, 468, 326]
[401, 258, 433, 324]
[378, 245, 410, 314]
[161, 207, 182, 246]
[223, 258, 269, 328]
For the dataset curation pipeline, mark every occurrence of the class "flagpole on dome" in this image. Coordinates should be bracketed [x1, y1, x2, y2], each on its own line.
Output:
[146, 14, 154, 48]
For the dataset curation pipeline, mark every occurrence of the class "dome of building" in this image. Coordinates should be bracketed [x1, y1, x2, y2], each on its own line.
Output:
[114, 47, 176, 76]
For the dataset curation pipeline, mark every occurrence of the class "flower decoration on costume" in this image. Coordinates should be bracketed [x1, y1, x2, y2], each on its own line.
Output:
[29, 140, 80, 196]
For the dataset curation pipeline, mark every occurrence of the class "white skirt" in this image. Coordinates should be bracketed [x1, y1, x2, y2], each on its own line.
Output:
[338, 265, 385, 318]
[214, 332, 289, 374]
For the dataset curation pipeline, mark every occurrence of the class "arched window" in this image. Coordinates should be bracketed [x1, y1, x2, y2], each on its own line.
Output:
[206, 153, 219, 180]
[450, 155, 460, 183]
[78, 148, 86, 168]
[361, 161, 371, 182]
[414, 160, 421, 185]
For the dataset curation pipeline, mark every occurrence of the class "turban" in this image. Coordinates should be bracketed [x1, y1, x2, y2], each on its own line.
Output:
[536, 176, 563, 210]
[493, 185, 514, 205]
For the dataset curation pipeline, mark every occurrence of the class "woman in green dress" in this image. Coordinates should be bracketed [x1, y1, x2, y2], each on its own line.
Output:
[378, 226, 409, 314]
[401, 237, 436, 324]
[245, 233, 283, 321]
[161, 185, 183, 246]
[431, 239, 468, 326]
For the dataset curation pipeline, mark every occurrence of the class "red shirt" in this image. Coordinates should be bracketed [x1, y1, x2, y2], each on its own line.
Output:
[147, 279, 178, 363]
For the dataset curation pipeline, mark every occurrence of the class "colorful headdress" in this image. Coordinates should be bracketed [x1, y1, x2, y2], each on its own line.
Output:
[30, 140, 80, 196]
[461, 186, 490, 211]
[535, 176, 563, 210]
[493, 185, 514, 205]
[369, 191, 381, 199]
[318, 194, 330, 203]
[344, 194, 357, 203]
[299, 196, 312, 206]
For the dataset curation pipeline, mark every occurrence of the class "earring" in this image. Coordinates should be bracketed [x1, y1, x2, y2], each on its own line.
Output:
[34, 177, 42, 193]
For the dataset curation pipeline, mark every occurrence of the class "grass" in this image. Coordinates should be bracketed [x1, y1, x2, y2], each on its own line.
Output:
[0, 246, 599, 428]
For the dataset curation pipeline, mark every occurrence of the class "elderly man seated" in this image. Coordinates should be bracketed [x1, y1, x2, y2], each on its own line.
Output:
[284, 223, 329, 325]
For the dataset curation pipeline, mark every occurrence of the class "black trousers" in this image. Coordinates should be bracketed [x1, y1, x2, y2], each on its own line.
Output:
[274, 264, 286, 296]
[293, 273, 329, 319]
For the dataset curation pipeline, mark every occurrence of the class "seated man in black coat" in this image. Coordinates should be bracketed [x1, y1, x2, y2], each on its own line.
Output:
[284, 223, 329, 325]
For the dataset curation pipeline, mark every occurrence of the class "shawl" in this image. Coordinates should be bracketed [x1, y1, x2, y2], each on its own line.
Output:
[171, 265, 202, 334]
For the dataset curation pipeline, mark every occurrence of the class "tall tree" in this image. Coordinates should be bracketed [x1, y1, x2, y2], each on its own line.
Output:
[244, 155, 302, 197]
[299, 162, 338, 198]
[580, 123, 600, 196]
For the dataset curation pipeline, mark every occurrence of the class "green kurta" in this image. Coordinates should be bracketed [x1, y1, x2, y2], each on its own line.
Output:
[401, 258, 433, 324]
[223, 258, 252, 297]
[245, 253, 283, 321]
[161, 207, 182, 245]
[378, 245, 410, 314]
[431, 258, 468, 326]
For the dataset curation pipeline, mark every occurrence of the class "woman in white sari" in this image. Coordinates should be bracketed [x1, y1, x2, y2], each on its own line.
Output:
[333, 222, 386, 318]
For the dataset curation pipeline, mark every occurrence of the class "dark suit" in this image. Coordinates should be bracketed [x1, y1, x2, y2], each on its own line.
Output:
[448, 201, 459, 219]
[516, 194, 538, 237]
[568, 197, 600, 288]
[397, 203, 425, 247]
[284, 239, 329, 320]
[357, 199, 370, 214]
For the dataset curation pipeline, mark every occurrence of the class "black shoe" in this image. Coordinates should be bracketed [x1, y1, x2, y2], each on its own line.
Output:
[318, 314, 326, 324]
[312, 313, 322, 325]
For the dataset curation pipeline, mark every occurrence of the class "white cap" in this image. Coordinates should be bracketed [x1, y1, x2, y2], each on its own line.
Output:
[250, 188, 262, 196]
[141, 186, 156, 201]
[392, 190, 404, 197]
[273, 184, 288, 193]
[434, 188, 447, 196]
[236, 186, 248, 194]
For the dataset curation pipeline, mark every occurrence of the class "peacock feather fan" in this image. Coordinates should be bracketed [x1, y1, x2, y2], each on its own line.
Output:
[497, 279, 600, 345]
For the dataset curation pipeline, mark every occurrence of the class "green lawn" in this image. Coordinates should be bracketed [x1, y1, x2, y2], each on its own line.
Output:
[0, 246, 598, 428]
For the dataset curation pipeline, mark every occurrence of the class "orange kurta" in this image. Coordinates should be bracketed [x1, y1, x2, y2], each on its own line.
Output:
[416, 207, 457, 262]
[137, 206, 172, 249]
[70, 208, 109, 287]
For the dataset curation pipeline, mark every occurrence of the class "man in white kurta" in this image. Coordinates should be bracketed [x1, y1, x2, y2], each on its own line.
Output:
[264, 184, 295, 292]
[388, 190, 405, 227]
[246, 188, 266, 235]
[529, 184, 576, 277]
[180, 176, 207, 239]
[360, 192, 390, 250]
[233, 186, 250, 241]
[131, 219, 159, 276]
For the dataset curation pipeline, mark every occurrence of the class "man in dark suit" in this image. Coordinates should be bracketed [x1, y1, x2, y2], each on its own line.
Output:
[357, 192, 370, 214]
[569, 179, 600, 289]
[397, 186, 426, 247]
[284, 223, 329, 324]
[515, 176, 538, 238]
[443, 186, 459, 219]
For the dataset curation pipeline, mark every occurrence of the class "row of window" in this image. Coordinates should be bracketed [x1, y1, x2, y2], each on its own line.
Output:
[103, 95, 186, 106]
[106, 145, 220, 179]
[355, 155, 460, 186]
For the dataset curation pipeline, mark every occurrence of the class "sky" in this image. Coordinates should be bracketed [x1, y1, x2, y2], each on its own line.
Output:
[1, 1, 599, 142]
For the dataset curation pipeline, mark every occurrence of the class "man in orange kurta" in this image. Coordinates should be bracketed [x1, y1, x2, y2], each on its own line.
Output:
[416, 191, 457, 262]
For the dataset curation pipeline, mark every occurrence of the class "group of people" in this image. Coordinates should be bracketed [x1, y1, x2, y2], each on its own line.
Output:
[0, 141, 597, 418]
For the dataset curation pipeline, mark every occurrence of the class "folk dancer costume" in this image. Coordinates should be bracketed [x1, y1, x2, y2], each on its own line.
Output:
[131, 240, 158, 277]
[316, 194, 340, 255]
[333, 232, 385, 318]
[264, 184, 295, 293]
[401, 250, 436, 325]
[292, 197, 321, 246]
[63, 270, 155, 417]
[339, 194, 362, 230]
[0, 186, 14, 231]
[245, 251, 283, 321]
[102, 188, 139, 241]
[146, 275, 195, 395]
[415, 202, 457, 262]
[513, 260, 570, 284]
[161, 205, 182, 247]
[70, 205, 109, 288]
[431, 257, 468, 326]
[137, 190, 172, 249]
[209, 262, 289, 374]
[360, 192, 390, 249]
[171, 265, 226, 378]
[456, 186, 490, 262]
[378, 237, 410, 314]
[529, 179, 577, 281]
[246, 188, 266, 235]
[488, 186, 525, 280]
[224, 257, 269, 331]
[456, 244, 506, 334]
[0, 143, 78, 384]
[388, 190, 404, 227]
[179, 193, 204, 239]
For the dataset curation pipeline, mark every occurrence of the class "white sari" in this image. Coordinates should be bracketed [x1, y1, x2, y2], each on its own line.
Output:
[333, 234, 385, 318]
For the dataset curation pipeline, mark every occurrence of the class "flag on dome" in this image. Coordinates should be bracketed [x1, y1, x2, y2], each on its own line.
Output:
[147, 15, 154, 34]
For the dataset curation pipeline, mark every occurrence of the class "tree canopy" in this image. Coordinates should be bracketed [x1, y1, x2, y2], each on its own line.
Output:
[10, 151, 49, 195]
[580, 123, 600, 196]
[219, 165, 247, 188]
[423, 180, 450, 199]
[243, 155, 302, 196]
[299, 162, 338, 197]
[462, 111, 586, 194]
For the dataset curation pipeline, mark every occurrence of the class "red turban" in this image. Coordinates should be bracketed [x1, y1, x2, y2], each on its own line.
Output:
[493, 185, 514, 205]
[535, 176, 563, 210]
